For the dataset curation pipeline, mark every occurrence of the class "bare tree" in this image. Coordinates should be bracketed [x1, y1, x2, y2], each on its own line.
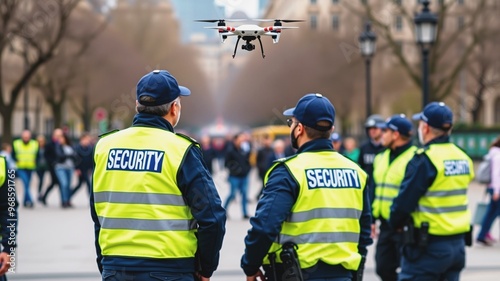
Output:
[466, 5, 500, 123]
[0, 0, 80, 142]
[31, 7, 107, 130]
[344, 0, 489, 103]
[223, 30, 365, 132]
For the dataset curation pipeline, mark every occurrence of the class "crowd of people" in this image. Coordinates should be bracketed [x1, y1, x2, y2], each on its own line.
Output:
[1, 128, 95, 209]
[2, 69, 498, 281]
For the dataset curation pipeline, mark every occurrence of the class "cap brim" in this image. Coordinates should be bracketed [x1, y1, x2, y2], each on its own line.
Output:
[179, 86, 191, 96]
[283, 107, 295, 116]
[412, 112, 423, 121]
[376, 123, 388, 129]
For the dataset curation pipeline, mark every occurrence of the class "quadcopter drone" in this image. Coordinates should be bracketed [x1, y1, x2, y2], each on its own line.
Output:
[195, 19, 304, 58]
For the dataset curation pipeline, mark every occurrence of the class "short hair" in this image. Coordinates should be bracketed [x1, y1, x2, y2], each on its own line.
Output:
[428, 126, 449, 137]
[304, 121, 332, 140]
[491, 136, 500, 148]
[136, 96, 173, 116]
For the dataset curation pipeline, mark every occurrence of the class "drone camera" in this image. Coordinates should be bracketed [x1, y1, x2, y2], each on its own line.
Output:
[242, 43, 255, 51]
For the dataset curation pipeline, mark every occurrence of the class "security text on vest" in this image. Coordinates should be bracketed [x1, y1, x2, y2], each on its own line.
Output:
[306, 168, 361, 189]
[107, 148, 164, 172]
[443, 160, 470, 176]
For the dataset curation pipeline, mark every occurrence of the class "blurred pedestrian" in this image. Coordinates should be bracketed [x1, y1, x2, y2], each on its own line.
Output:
[224, 132, 252, 219]
[200, 135, 215, 174]
[0, 143, 16, 170]
[35, 135, 48, 202]
[255, 135, 273, 200]
[40, 128, 63, 206]
[70, 133, 94, 199]
[343, 137, 360, 162]
[476, 136, 500, 246]
[330, 132, 345, 154]
[54, 133, 76, 208]
[91, 69, 226, 280]
[12, 130, 38, 208]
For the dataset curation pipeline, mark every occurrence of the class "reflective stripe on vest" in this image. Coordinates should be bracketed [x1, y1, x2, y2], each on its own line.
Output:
[263, 151, 367, 271]
[412, 143, 473, 235]
[93, 127, 197, 259]
[13, 139, 38, 169]
[372, 146, 416, 220]
[0, 157, 6, 186]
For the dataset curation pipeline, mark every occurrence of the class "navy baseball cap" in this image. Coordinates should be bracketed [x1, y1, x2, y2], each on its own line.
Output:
[136, 70, 190, 106]
[412, 102, 453, 130]
[377, 114, 413, 137]
[283, 93, 335, 131]
[330, 132, 342, 142]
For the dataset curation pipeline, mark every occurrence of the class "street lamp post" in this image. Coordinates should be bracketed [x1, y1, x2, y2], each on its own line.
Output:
[414, 0, 438, 108]
[359, 22, 377, 119]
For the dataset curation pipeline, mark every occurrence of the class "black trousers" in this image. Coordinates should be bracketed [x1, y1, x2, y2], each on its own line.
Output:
[42, 165, 60, 202]
[375, 220, 403, 281]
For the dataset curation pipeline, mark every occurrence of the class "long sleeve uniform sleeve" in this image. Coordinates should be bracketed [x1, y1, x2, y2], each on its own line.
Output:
[177, 146, 226, 278]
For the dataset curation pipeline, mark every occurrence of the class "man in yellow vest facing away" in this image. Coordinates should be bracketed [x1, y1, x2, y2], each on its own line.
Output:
[241, 93, 373, 281]
[91, 70, 226, 281]
[12, 130, 38, 208]
[389, 102, 473, 281]
[0, 156, 18, 281]
[371, 115, 416, 281]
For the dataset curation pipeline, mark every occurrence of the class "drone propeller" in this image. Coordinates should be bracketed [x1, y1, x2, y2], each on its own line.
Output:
[253, 19, 305, 23]
[194, 19, 225, 23]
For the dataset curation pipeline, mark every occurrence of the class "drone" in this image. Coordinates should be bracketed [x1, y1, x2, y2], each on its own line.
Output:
[195, 19, 304, 58]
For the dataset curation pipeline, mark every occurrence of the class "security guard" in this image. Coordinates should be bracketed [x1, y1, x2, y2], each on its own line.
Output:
[241, 93, 372, 281]
[0, 155, 17, 280]
[12, 130, 38, 208]
[371, 115, 416, 281]
[91, 70, 226, 281]
[358, 115, 385, 205]
[389, 102, 473, 281]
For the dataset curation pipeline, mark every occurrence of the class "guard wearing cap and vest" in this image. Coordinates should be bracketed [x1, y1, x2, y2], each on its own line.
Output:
[90, 70, 226, 281]
[388, 102, 473, 281]
[371, 115, 416, 281]
[0, 156, 17, 280]
[358, 115, 386, 207]
[241, 93, 372, 281]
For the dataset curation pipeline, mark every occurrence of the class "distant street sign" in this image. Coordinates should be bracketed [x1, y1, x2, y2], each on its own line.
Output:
[94, 107, 107, 121]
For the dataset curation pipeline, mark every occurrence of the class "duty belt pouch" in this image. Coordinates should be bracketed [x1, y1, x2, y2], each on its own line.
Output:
[280, 242, 303, 281]
[418, 222, 429, 248]
[402, 221, 415, 246]
[465, 224, 473, 247]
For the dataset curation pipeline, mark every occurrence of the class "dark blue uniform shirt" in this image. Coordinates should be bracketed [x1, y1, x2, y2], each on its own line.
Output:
[241, 138, 372, 277]
[90, 113, 226, 277]
[387, 136, 452, 230]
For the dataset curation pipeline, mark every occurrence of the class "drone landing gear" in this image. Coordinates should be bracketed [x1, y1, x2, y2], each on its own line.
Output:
[257, 36, 265, 58]
[232, 36, 265, 59]
[232, 36, 241, 58]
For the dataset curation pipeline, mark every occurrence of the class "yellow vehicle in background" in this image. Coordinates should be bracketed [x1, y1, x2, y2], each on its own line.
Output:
[249, 125, 290, 166]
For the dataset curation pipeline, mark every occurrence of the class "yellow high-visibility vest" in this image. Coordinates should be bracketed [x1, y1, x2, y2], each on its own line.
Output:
[412, 143, 473, 235]
[93, 127, 198, 259]
[263, 151, 367, 271]
[13, 139, 38, 170]
[372, 146, 416, 220]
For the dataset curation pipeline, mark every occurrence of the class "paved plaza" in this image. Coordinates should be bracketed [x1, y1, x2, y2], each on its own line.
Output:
[7, 164, 500, 280]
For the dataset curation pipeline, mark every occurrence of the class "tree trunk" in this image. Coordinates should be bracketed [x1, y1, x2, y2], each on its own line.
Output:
[1, 109, 14, 143]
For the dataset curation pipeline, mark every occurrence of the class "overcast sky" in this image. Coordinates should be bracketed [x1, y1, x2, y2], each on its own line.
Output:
[215, 0, 259, 18]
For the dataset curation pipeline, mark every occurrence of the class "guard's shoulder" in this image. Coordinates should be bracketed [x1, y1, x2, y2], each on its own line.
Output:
[98, 129, 119, 139]
[275, 154, 298, 163]
[175, 132, 200, 145]
[415, 146, 428, 155]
